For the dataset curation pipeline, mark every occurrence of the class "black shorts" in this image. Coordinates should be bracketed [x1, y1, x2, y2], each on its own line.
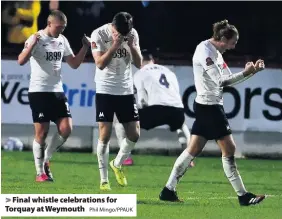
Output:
[191, 101, 232, 140]
[28, 92, 71, 123]
[139, 105, 185, 132]
[95, 93, 139, 123]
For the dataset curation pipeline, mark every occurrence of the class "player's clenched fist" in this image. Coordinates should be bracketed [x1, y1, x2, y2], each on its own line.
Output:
[244, 62, 256, 75]
[82, 34, 91, 47]
[254, 59, 265, 73]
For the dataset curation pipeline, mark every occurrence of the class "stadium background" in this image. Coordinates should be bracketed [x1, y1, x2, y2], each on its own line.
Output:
[1, 0, 281, 157]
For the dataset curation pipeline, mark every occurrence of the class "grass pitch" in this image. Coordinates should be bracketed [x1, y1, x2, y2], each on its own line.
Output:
[1, 151, 282, 219]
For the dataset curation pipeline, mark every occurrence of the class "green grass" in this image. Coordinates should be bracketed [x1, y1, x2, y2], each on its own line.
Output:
[1, 151, 282, 219]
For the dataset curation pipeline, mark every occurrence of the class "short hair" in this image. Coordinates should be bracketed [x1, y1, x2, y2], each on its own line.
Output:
[48, 10, 67, 23]
[141, 49, 154, 62]
[112, 12, 133, 36]
[212, 19, 238, 41]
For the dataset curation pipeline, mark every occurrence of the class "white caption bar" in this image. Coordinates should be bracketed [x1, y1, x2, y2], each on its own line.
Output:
[0, 194, 137, 217]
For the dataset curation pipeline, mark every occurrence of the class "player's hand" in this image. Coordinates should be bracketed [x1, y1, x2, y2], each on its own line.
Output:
[244, 62, 256, 75]
[112, 32, 123, 48]
[30, 33, 40, 47]
[127, 33, 135, 48]
[254, 59, 265, 73]
[82, 34, 91, 47]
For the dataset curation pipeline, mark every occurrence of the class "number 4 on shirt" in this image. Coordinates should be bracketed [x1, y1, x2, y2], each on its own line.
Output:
[159, 74, 170, 88]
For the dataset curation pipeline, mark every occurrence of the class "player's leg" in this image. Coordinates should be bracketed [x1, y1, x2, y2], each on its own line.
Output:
[168, 107, 195, 167]
[214, 104, 265, 206]
[176, 123, 191, 149]
[95, 94, 115, 190]
[217, 134, 265, 206]
[43, 93, 72, 181]
[33, 122, 50, 182]
[98, 121, 112, 190]
[28, 92, 51, 182]
[176, 123, 195, 167]
[159, 134, 207, 201]
[110, 120, 139, 185]
[170, 107, 191, 148]
[116, 120, 140, 166]
[44, 117, 72, 181]
[110, 95, 140, 186]
[160, 102, 209, 201]
[113, 114, 133, 166]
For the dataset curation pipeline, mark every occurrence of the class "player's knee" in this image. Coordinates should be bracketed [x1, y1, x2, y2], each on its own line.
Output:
[229, 143, 236, 155]
[99, 129, 111, 144]
[127, 130, 140, 143]
[124, 122, 140, 142]
[35, 131, 48, 143]
[58, 125, 72, 139]
[223, 143, 236, 157]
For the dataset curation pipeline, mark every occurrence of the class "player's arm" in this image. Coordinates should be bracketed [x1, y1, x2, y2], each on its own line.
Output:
[127, 29, 142, 69]
[65, 35, 90, 69]
[134, 71, 148, 108]
[18, 33, 40, 65]
[199, 48, 263, 87]
[91, 30, 122, 70]
[223, 61, 265, 86]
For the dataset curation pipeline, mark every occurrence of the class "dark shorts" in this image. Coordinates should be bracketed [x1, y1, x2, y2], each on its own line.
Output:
[95, 93, 139, 123]
[28, 92, 71, 123]
[191, 101, 232, 140]
[139, 105, 185, 132]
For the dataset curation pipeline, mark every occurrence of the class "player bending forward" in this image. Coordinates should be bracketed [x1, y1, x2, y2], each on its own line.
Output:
[114, 51, 195, 167]
[91, 12, 142, 191]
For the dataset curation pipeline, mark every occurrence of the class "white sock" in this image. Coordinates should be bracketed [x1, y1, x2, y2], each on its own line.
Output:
[181, 124, 191, 143]
[222, 156, 247, 196]
[97, 140, 110, 183]
[176, 124, 191, 146]
[114, 138, 136, 168]
[166, 150, 194, 191]
[44, 133, 66, 163]
[33, 140, 45, 175]
[114, 122, 133, 159]
[114, 122, 126, 147]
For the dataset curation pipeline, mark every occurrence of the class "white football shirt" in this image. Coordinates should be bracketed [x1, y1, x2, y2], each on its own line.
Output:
[192, 40, 232, 105]
[24, 30, 74, 92]
[134, 64, 184, 108]
[91, 24, 141, 95]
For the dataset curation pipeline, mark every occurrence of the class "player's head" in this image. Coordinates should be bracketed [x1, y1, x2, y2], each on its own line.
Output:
[112, 12, 133, 36]
[141, 49, 154, 67]
[212, 19, 239, 53]
[47, 10, 67, 37]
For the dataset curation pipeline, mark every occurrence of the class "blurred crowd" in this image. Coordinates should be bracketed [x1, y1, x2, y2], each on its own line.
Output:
[2, 1, 282, 66]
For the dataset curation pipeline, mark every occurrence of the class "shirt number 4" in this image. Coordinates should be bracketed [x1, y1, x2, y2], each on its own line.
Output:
[159, 74, 170, 88]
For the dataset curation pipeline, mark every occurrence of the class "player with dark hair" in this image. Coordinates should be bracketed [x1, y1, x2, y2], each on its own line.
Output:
[160, 20, 266, 206]
[90, 12, 142, 191]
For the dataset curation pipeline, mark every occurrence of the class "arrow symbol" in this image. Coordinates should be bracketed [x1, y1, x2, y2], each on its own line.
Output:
[6, 198, 11, 202]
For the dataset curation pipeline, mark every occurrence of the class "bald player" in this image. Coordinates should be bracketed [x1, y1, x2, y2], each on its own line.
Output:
[18, 10, 90, 182]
